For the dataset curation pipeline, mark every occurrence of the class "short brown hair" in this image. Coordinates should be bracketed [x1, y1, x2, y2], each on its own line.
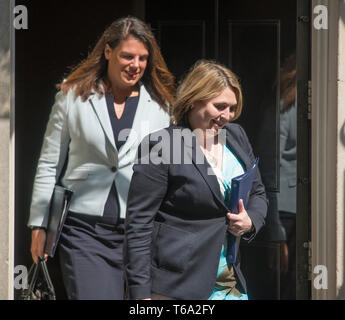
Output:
[171, 60, 242, 124]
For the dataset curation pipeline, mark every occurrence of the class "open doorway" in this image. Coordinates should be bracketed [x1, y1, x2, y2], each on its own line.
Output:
[14, 0, 311, 299]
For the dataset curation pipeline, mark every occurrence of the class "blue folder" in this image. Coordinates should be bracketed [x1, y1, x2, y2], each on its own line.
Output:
[226, 158, 259, 264]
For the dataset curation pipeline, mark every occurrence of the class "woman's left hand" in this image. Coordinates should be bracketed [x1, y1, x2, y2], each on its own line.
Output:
[227, 199, 253, 236]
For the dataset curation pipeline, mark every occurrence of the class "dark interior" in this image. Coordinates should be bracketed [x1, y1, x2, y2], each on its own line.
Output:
[15, 0, 300, 299]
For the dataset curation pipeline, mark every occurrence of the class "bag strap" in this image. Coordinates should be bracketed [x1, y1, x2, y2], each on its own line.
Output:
[40, 258, 56, 299]
[27, 257, 56, 300]
[27, 261, 40, 295]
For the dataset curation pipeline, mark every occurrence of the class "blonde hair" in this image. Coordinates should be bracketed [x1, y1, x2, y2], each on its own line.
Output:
[171, 60, 243, 124]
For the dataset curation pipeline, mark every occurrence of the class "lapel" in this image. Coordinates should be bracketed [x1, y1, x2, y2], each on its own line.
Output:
[180, 125, 226, 210]
[118, 83, 150, 158]
[180, 123, 253, 212]
[88, 92, 117, 153]
[87, 83, 152, 158]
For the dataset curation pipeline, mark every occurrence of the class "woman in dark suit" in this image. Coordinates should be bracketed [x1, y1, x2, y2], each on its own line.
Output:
[28, 16, 175, 300]
[124, 60, 268, 300]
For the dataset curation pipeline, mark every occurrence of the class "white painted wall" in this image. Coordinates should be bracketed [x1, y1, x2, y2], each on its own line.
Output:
[0, 0, 14, 300]
[311, 0, 345, 299]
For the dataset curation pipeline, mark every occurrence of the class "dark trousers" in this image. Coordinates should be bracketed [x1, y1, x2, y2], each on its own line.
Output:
[279, 211, 296, 300]
[59, 212, 125, 300]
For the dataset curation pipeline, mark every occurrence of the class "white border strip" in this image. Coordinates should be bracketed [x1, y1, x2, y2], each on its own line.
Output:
[8, 0, 15, 300]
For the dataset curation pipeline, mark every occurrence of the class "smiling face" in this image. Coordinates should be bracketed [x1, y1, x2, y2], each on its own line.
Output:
[188, 87, 237, 136]
[104, 36, 149, 91]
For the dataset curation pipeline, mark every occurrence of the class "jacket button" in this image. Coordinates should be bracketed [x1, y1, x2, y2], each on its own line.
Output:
[111, 166, 117, 172]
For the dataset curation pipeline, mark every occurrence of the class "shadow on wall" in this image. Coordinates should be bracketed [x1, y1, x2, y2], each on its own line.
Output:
[338, 121, 345, 299]
[334, 0, 345, 300]
[0, 0, 10, 119]
[0, 50, 10, 118]
[337, 1, 345, 300]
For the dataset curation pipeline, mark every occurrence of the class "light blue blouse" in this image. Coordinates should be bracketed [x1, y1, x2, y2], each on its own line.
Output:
[208, 144, 248, 300]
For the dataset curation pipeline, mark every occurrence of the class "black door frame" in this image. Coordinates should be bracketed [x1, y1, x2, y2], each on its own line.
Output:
[296, 0, 312, 300]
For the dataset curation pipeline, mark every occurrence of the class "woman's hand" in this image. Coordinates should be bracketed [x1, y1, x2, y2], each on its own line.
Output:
[227, 199, 253, 236]
[30, 229, 48, 263]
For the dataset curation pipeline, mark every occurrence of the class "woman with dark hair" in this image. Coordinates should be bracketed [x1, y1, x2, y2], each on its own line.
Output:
[28, 16, 175, 300]
[124, 60, 267, 300]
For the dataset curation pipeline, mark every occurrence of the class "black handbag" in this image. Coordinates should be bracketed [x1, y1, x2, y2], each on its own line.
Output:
[21, 257, 56, 300]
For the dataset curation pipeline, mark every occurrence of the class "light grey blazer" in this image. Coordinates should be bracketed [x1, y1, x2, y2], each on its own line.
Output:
[277, 103, 297, 214]
[28, 83, 170, 228]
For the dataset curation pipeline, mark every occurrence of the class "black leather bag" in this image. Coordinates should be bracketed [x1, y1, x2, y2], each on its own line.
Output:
[21, 257, 56, 300]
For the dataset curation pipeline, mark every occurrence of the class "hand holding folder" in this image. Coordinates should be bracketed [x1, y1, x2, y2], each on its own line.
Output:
[226, 158, 259, 264]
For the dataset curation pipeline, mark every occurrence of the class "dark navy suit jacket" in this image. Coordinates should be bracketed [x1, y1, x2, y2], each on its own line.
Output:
[124, 123, 268, 300]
